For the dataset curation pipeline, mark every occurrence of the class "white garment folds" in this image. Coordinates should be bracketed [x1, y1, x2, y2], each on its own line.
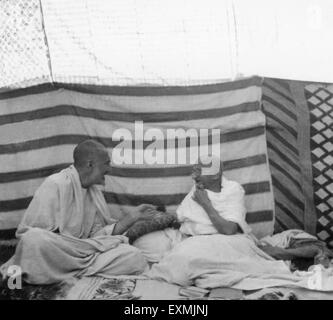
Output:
[177, 176, 251, 235]
[1, 166, 147, 284]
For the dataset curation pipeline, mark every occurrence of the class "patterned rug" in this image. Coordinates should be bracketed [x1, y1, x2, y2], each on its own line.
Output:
[305, 84, 333, 247]
[67, 277, 139, 300]
[0, 278, 73, 300]
[263, 78, 333, 248]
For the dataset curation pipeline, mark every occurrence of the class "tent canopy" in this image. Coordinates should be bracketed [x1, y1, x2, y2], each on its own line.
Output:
[1, 0, 333, 90]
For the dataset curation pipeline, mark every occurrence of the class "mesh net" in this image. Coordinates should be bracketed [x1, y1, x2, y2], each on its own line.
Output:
[0, 0, 51, 89]
[0, 0, 236, 88]
[41, 0, 235, 86]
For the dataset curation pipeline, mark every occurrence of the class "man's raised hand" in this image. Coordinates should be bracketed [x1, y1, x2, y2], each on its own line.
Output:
[192, 188, 211, 209]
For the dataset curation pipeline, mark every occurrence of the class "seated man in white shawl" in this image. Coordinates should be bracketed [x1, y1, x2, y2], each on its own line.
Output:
[177, 155, 323, 259]
[147, 156, 329, 290]
[1, 140, 157, 285]
[177, 155, 251, 237]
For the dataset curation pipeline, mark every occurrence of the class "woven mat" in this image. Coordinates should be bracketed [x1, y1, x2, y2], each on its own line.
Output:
[66, 276, 183, 300]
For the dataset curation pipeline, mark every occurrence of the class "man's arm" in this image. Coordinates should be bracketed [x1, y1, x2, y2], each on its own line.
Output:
[112, 214, 138, 235]
[192, 189, 239, 235]
[202, 201, 239, 235]
[259, 244, 326, 260]
[111, 204, 157, 235]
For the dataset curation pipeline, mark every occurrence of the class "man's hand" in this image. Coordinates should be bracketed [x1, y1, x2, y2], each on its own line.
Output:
[192, 188, 211, 209]
[192, 187, 238, 235]
[133, 204, 158, 221]
[112, 204, 157, 235]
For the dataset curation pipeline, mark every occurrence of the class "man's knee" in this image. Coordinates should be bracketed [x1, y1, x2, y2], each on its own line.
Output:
[119, 244, 148, 273]
[122, 244, 146, 260]
[19, 228, 50, 249]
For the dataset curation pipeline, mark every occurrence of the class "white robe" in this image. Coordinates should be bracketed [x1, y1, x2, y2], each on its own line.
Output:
[177, 176, 251, 236]
[147, 177, 333, 291]
[1, 166, 147, 284]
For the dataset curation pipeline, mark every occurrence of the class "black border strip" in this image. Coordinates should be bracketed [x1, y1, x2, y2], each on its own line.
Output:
[246, 210, 274, 223]
[264, 110, 297, 139]
[275, 200, 304, 228]
[0, 181, 271, 212]
[0, 126, 265, 155]
[0, 209, 273, 240]
[0, 77, 262, 99]
[267, 141, 301, 173]
[0, 101, 260, 125]
[0, 154, 267, 183]
[272, 176, 305, 211]
[268, 159, 302, 192]
[263, 82, 294, 104]
[0, 229, 16, 240]
[262, 94, 297, 121]
[267, 129, 299, 156]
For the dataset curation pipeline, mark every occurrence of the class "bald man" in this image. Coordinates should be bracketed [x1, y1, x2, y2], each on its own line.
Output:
[147, 156, 330, 289]
[1, 140, 156, 284]
[177, 156, 251, 236]
[177, 156, 327, 260]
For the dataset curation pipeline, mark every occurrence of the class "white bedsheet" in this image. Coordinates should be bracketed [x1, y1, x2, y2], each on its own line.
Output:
[146, 234, 333, 291]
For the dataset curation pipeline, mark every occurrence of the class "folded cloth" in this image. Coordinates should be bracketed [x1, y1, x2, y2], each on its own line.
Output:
[208, 287, 243, 300]
[245, 288, 298, 300]
[179, 286, 209, 298]
[132, 228, 183, 263]
[259, 229, 317, 248]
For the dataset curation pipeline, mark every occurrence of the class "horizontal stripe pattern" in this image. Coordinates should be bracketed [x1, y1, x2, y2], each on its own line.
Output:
[0, 78, 274, 239]
[263, 78, 305, 233]
[0, 133, 267, 173]
[0, 209, 273, 238]
[0, 210, 25, 230]
[0, 154, 267, 184]
[0, 101, 260, 125]
[1, 158, 269, 203]
[0, 126, 265, 155]
[0, 77, 262, 99]
[0, 85, 261, 116]
[0, 111, 265, 146]
[0, 181, 271, 212]
[0, 229, 16, 240]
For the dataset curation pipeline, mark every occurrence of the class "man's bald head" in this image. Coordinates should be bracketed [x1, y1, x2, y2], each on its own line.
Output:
[73, 139, 108, 168]
[192, 155, 223, 191]
[193, 155, 223, 177]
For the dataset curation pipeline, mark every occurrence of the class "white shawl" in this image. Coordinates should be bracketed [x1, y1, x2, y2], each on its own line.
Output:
[16, 165, 116, 239]
[177, 176, 251, 236]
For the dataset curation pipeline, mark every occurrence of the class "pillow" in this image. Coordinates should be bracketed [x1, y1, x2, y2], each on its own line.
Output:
[126, 211, 180, 244]
[132, 228, 183, 263]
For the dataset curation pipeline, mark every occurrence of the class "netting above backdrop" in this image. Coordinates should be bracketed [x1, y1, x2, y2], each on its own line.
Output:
[0, 0, 51, 89]
[1, 0, 238, 89]
[41, 0, 237, 86]
[1, 0, 333, 89]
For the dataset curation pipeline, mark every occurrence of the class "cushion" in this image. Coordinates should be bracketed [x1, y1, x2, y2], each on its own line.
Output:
[132, 228, 183, 263]
[126, 211, 180, 244]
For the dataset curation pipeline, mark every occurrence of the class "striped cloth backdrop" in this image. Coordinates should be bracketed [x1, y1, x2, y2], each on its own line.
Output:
[262, 78, 307, 232]
[0, 77, 275, 242]
[263, 78, 333, 248]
